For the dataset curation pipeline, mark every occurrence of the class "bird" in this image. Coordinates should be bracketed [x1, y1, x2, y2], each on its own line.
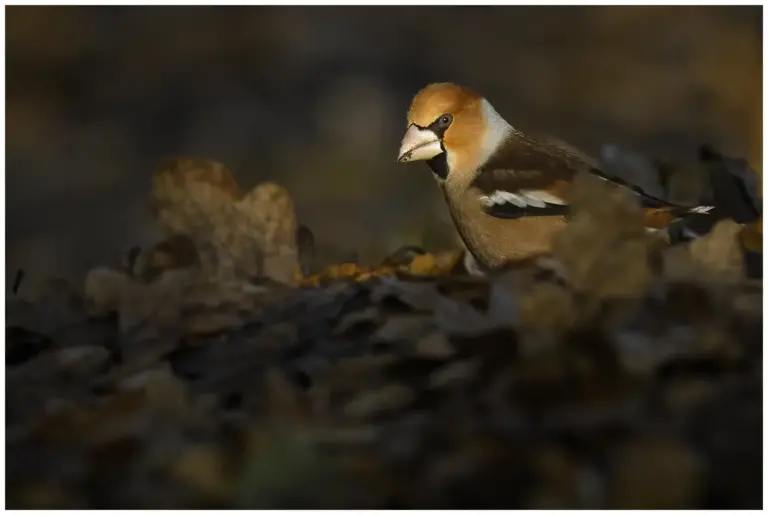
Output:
[396, 82, 715, 272]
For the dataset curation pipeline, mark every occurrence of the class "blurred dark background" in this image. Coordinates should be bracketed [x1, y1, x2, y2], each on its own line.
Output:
[6, 5, 762, 294]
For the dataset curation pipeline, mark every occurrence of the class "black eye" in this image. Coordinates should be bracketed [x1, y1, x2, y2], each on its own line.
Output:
[438, 114, 453, 127]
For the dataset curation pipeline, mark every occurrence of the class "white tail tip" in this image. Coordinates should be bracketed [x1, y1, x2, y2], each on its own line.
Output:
[691, 205, 715, 214]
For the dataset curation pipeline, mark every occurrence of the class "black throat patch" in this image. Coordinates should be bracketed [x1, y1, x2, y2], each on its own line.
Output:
[426, 149, 448, 180]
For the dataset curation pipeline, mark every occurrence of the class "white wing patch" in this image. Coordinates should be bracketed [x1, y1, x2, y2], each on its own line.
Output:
[479, 189, 567, 208]
[521, 189, 567, 206]
[480, 191, 526, 207]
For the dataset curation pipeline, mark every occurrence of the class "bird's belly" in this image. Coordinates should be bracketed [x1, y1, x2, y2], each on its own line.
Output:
[451, 205, 567, 269]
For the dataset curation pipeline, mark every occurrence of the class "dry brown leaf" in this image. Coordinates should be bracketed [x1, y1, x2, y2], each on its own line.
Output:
[738, 218, 762, 252]
[149, 157, 300, 285]
[333, 306, 381, 335]
[370, 277, 441, 311]
[298, 250, 466, 288]
[116, 269, 194, 334]
[343, 384, 415, 419]
[86, 261, 276, 341]
[552, 172, 656, 299]
[118, 365, 194, 421]
[31, 390, 147, 445]
[428, 359, 478, 389]
[84, 266, 132, 316]
[54, 345, 110, 377]
[407, 253, 439, 276]
[415, 331, 455, 358]
[238, 182, 301, 285]
[688, 219, 746, 281]
[435, 250, 466, 273]
[130, 234, 201, 281]
[183, 311, 246, 337]
[660, 245, 701, 281]
[518, 282, 578, 331]
[372, 314, 433, 343]
[298, 263, 397, 287]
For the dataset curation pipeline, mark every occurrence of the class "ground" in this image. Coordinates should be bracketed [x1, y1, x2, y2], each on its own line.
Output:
[6, 151, 762, 509]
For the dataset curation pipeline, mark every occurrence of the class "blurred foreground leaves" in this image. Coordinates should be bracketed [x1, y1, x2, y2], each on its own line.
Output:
[6, 148, 762, 509]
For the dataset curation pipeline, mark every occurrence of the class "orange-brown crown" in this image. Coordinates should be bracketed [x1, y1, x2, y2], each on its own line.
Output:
[406, 82, 483, 128]
[406, 83, 488, 172]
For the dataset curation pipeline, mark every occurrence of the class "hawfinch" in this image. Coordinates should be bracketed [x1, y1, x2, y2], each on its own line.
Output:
[396, 82, 714, 272]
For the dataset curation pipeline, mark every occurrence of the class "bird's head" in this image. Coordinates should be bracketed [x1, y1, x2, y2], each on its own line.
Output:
[397, 82, 513, 178]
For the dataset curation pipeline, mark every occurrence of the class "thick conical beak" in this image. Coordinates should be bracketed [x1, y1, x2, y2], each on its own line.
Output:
[397, 124, 443, 163]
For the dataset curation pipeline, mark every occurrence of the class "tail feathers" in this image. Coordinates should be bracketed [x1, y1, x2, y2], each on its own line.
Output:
[643, 205, 716, 230]
[664, 145, 761, 244]
[687, 205, 716, 215]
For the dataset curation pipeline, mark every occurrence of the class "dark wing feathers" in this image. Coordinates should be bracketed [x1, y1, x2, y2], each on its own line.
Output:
[471, 135, 674, 220]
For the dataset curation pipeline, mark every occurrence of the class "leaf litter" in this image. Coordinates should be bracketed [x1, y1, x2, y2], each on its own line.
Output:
[6, 149, 763, 509]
